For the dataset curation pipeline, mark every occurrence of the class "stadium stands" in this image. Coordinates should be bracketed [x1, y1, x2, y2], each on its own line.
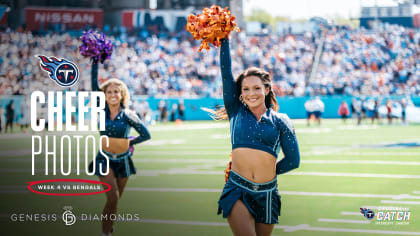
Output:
[0, 24, 419, 99]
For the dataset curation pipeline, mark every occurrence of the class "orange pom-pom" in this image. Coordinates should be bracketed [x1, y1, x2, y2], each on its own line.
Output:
[186, 5, 240, 52]
[224, 161, 232, 182]
[224, 153, 233, 182]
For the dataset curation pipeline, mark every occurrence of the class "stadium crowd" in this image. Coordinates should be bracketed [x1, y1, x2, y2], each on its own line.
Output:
[0, 24, 419, 99]
[312, 24, 420, 97]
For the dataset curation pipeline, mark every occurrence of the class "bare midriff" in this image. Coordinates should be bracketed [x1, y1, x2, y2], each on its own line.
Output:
[231, 148, 276, 183]
[102, 137, 130, 154]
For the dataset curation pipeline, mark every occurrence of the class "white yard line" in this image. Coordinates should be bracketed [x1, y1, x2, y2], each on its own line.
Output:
[125, 188, 420, 200]
[3, 165, 420, 180]
[318, 218, 371, 224]
[126, 187, 220, 193]
[1, 147, 418, 158]
[295, 128, 332, 133]
[380, 200, 420, 205]
[114, 218, 420, 235]
[292, 225, 420, 235]
[210, 134, 230, 139]
[142, 139, 185, 146]
[4, 157, 420, 166]
[138, 169, 221, 176]
[339, 152, 420, 156]
[413, 191, 420, 194]
[141, 219, 228, 226]
[340, 212, 362, 216]
[0, 149, 32, 157]
[336, 125, 378, 130]
[289, 172, 420, 179]
[361, 206, 410, 211]
[136, 158, 226, 164]
[135, 151, 230, 155]
[137, 170, 420, 179]
[279, 191, 420, 200]
[149, 123, 228, 131]
[302, 160, 420, 165]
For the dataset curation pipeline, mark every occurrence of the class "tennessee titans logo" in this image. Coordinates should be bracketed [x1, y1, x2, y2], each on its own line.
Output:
[360, 208, 375, 220]
[37, 55, 79, 87]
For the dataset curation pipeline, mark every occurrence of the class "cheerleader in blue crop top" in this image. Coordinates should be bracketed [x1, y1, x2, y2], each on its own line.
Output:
[215, 38, 300, 236]
[88, 77, 150, 236]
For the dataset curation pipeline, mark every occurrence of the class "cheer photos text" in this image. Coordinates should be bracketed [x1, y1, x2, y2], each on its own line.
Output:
[30, 91, 110, 176]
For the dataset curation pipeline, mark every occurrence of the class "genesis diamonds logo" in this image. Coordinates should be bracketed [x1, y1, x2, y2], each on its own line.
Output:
[37, 55, 79, 87]
[62, 206, 76, 226]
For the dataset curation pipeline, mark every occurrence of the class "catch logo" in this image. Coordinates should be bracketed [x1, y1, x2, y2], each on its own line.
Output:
[360, 208, 375, 220]
[37, 55, 79, 87]
[62, 206, 76, 226]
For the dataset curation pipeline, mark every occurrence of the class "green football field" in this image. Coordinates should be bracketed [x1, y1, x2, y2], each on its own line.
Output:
[1, 119, 420, 236]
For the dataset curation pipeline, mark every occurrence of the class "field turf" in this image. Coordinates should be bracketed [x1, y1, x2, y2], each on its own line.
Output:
[0, 119, 419, 235]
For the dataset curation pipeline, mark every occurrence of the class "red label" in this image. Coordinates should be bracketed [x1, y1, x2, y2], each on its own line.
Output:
[27, 179, 111, 196]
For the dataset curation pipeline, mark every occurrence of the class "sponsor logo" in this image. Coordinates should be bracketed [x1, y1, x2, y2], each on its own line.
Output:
[62, 206, 76, 226]
[10, 206, 141, 225]
[359, 207, 411, 225]
[376, 208, 411, 225]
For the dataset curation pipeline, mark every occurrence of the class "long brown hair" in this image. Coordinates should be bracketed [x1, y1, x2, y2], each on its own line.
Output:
[205, 67, 279, 120]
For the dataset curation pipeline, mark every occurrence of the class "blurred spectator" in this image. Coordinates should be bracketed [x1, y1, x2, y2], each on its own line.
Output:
[386, 99, 393, 124]
[158, 100, 167, 122]
[401, 98, 407, 124]
[338, 100, 350, 123]
[313, 97, 325, 125]
[5, 100, 14, 133]
[170, 103, 177, 122]
[178, 99, 185, 120]
[351, 98, 363, 125]
[304, 98, 315, 126]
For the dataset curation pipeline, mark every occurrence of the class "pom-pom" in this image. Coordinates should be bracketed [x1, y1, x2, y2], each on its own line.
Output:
[224, 161, 232, 183]
[224, 153, 233, 182]
[79, 30, 113, 64]
[186, 5, 240, 52]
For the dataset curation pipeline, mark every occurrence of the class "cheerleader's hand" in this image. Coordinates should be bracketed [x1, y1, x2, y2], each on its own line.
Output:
[128, 136, 135, 155]
[129, 145, 134, 155]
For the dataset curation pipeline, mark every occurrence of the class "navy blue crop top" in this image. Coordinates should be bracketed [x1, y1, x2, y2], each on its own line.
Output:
[220, 38, 300, 174]
[92, 76, 151, 146]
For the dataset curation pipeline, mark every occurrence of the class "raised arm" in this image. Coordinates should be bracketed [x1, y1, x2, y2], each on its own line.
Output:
[92, 68, 100, 91]
[276, 115, 300, 175]
[125, 110, 151, 145]
[220, 38, 240, 117]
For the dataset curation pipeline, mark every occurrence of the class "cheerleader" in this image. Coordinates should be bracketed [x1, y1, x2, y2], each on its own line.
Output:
[216, 38, 300, 236]
[89, 77, 151, 236]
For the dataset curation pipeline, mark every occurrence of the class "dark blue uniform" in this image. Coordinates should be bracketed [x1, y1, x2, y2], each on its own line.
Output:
[89, 77, 151, 178]
[217, 39, 300, 224]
